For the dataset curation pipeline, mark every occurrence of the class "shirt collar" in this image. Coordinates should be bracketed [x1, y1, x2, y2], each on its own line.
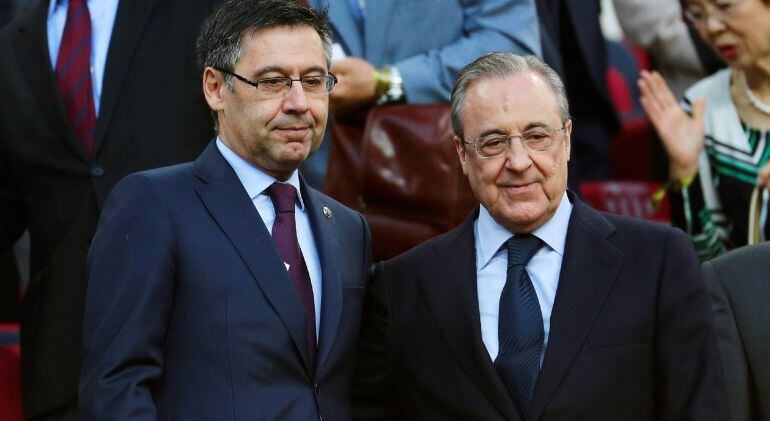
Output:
[475, 191, 572, 268]
[216, 137, 305, 211]
[49, 0, 64, 16]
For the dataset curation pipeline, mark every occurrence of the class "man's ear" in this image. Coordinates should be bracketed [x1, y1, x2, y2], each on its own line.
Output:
[563, 119, 572, 162]
[202, 67, 226, 112]
[453, 135, 469, 175]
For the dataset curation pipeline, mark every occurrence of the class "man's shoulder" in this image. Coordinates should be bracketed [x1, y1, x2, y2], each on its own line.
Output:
[574, 201, 689, 254]
[108, 161, 197, 204]
[384, 218, 472, 269]
[706, 242, 770, 288]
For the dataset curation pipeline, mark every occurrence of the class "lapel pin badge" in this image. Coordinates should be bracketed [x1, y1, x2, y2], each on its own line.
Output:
[323, 206, 332, 219]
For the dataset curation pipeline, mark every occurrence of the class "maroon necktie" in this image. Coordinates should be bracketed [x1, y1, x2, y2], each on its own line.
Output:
[267, 183, 317, 363]
[55, 0, 96, 153]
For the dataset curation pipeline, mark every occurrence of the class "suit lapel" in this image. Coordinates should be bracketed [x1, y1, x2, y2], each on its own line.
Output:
[362, 0, 395, 64]
[419, 212, 521, 421]
[92, 0, 158, 156]
[301, 184, 344, 376]
[529, 196, 623, 420]
[193, 143, 314, 375]
[14, 2, 90, 163]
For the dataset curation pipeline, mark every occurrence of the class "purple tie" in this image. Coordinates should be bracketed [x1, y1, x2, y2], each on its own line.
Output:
[55, 0, 96, 153]
[267, 182, 316, 364]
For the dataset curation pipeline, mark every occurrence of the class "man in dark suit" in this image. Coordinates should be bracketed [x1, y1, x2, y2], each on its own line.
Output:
[704, 243, 770, 421]
[535, 0, 618, 188]
[79, 1, 371, 419]
[0, 0, 220, 418]
[352, 52, 727, 420]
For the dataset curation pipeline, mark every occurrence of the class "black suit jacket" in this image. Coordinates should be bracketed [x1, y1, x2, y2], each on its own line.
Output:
[703, 243, 770, 421]
[353, 193, 728, 420]
[0, 0, 220, 416]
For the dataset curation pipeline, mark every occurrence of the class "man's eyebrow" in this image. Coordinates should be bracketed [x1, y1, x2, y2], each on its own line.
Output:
[251, 65, 328, 78]
[522, 121, 553, 131]
[476, 128, 508, 139]
[475, 121, 554, 138]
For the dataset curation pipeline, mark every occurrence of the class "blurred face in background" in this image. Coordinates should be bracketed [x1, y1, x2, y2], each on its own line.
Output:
[683, 0, 770, 70]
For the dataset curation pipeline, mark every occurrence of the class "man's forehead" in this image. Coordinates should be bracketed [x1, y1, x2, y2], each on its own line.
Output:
[238, 25, 326, 72]
[469, 72, 551, 98]
[463, 73, 561, 124]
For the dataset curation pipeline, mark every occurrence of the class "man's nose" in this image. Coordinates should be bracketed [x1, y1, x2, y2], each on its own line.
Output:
[504, 137, 533, 172]
[282, 80, 310, 113]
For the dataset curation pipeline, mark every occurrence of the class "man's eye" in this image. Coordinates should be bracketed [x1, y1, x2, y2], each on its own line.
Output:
[480, 137, 507, 148]
[260, 78, 285, 88]
[523, 131, 549, 141]
[302, 77, 323, 88]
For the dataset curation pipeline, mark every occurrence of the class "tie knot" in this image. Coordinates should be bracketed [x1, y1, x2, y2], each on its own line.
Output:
[267, 182, 297, 213]
[506, 234, 543, 267]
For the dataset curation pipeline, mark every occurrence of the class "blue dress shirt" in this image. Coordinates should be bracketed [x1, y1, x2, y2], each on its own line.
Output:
[475, 192, 572, 363]
[216, 139, 323, 338]
[47, 0, 120, 116]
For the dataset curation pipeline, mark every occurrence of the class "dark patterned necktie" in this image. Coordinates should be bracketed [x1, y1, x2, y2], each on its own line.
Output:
[55, 0, 96, 153]
[495, 234, 544, 419]
[267, 182, 316, 363]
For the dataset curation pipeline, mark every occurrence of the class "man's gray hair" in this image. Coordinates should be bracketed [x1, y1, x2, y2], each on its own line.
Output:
[450, 53, 570, 138]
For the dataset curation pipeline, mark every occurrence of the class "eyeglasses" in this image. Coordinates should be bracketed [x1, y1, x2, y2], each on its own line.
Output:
[216, 69, 337, 98]
[683, 0, 741, 26]
[462, 125, 568, 159]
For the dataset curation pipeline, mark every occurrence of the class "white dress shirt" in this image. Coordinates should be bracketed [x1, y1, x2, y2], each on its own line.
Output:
[475, 192, 572, 363]
[47, 0, 120, 116]
[217, 139, 323, 338]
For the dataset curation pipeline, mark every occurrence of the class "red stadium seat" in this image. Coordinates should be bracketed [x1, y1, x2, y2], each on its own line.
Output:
[0, 323, 23, 421]
[580, 181, 670, 223]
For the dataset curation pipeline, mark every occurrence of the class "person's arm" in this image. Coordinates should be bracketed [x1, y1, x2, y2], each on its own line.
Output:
[639, 70, 729, 260]
[0, 144, 27, 254]
[79, 173, 176, 421]
[654, 228, 729, 420]
[703, 259, 752, 421]
[0, 142, 27, 315]
[395, 0, 540, 104]
[330, 0, 541, 114]
[350, 262, 400, 420]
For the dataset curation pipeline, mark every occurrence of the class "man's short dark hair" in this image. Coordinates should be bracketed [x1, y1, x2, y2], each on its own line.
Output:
[197, 0, 332, 76]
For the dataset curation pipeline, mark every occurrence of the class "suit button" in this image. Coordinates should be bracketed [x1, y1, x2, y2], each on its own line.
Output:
[91, 166, 105, 178]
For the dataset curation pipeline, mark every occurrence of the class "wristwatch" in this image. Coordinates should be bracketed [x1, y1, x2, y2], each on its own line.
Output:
[374, 65, 404, 105]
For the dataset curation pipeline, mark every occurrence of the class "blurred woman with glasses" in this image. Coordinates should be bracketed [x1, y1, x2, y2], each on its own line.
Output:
[639, 0, 770, 261]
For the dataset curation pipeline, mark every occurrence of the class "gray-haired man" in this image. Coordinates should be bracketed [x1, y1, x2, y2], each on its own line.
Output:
[352, 52, 727, 420]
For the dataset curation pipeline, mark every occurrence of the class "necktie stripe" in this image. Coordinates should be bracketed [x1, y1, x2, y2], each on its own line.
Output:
[495, 234, 544, 419]
[61, 72, 91, 106]
[56, 34, 91, 79]
[56, 0, 96, 154]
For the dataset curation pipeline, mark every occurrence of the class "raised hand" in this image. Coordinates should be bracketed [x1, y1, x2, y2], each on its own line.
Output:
[638, 70, 706, 180]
